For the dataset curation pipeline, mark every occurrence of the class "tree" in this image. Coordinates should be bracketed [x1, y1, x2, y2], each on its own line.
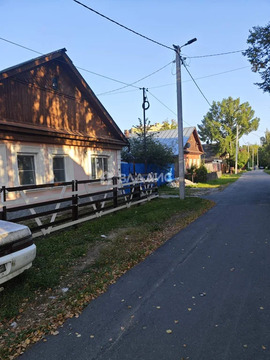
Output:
[121, 137, 175, 171]
[259, 129, 270, 167]
[198, 97, 260, 161]
[243, 22, 270, 93]
[159, 119, 177, 130]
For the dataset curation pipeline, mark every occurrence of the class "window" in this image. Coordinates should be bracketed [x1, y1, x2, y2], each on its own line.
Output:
[53, 156, 65, 182]
[17, 155, 36, 185]
[91, 157, 108, 179]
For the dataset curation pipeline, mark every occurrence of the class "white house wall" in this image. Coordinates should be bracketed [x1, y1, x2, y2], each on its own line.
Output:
[0, 142, 121, 187]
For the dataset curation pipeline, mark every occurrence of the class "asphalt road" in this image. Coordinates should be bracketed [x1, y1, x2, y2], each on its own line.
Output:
[21, 170, 270, 360]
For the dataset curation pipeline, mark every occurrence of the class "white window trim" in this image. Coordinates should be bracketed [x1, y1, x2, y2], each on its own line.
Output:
[52, 155, 66, 183]
[17, 153, 37, 186]
[11, 144, 45, 186]
[48, 147, 74, 182]
[91, 155, 110, 180]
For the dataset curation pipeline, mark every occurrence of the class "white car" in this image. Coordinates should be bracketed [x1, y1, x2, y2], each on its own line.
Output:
[0, 221, 36, 285]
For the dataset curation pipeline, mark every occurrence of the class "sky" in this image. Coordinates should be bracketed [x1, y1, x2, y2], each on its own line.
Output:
[0, 0, 269, 146]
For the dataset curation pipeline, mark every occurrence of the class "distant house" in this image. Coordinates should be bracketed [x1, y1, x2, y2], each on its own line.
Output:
[202, 144, 228, 173]
[149, 127, 204, 175]
[0, 48, 128, 188]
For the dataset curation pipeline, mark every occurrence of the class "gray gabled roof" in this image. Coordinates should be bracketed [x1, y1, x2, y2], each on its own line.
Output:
[149, 127, 195, 155]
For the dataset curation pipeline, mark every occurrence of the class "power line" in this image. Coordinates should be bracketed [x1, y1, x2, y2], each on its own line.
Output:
[97, 61, 173, 96]
[182, 61, 211, 106]
[0, 36, 172, 94]
[0, 37, 43, 55]
[73, 0, 174, 51]
[148, 65, 250, 90]
[186, 49, 246, 59]
[147, 90, 194, 127]
[0, 36, 141, 89]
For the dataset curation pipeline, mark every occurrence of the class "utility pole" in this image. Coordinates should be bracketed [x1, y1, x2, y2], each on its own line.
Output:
[235, 124, 239, 174]
[247, 143, 250, 169]
[173, 38, 197, 200]
[257, 148, 259, 169]
[141, 87, 149, 174]
[252, 147, 254, 170]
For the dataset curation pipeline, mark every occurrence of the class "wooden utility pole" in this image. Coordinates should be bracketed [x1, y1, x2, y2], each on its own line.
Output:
[235, 124, 239, 174]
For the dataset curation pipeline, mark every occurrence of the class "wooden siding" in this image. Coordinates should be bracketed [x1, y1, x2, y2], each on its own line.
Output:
[0, 60, 125, 148]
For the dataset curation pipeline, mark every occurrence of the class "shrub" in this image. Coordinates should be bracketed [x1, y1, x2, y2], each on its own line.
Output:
[195, 165, 207, 183]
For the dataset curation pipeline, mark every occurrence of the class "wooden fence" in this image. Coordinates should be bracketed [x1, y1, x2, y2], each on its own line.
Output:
[0, 175, 158, 238]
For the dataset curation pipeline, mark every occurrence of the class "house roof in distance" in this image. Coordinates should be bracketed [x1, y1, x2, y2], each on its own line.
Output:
[149, 127, 197, 155]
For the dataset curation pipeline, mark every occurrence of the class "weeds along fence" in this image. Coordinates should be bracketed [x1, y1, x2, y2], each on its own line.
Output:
[0, 175, 158, 238]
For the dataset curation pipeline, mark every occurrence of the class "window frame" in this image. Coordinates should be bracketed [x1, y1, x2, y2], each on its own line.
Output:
[17, 154, 36, 186]
[52, 155, 66, 183]
[91, 156, 109, 180]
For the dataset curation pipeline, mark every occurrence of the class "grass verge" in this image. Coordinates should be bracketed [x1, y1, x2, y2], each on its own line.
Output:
[0, 197, 214, 360]
[159, 173, 241, 195]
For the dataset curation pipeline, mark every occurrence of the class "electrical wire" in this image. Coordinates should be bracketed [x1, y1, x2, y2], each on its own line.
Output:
[182, 61, 212, 106]
[148, 66, 250, 90]
[147, 90, 194, 127]
[0, 36, 172, 94]
[0, 36, 141, 89]
[186, 49, 246, 59]
[73, 0, 174, 51]
[97, 61, 173, 96]
[0, 37, 43, 55]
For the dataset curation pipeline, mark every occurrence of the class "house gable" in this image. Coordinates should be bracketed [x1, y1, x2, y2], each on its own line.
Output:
[0, 49, 128, 149]
[186, 128, 204, 155]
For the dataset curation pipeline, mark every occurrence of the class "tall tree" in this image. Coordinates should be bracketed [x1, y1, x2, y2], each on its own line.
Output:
[121, 137, 174, 171]
[159, 119, 177, 130]
[259, 129, 270, 167]
[243, 22, 270, 93]
[198, 97, 260, 159]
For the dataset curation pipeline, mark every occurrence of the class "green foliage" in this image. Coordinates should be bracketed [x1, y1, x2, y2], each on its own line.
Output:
[198, 97, 260, 161]
[159, 119, 177, 130]
[122, 118, 175, 170]
[122, 136, 175, 170]
[243, 22, 270, 93]
[259, 129, 270, 167]
[194, 164, 208, 183]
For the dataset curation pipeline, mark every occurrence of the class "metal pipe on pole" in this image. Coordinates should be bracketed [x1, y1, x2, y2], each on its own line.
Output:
[173, 38, 197, 200]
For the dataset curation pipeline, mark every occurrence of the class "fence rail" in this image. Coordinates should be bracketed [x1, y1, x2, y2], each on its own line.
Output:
[0, 175, 158, 238]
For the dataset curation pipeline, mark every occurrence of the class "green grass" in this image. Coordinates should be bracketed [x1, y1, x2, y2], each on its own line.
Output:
[264, 170, 270, 175]
[0, 196, 214, 359]
[159, 173, 241, 195]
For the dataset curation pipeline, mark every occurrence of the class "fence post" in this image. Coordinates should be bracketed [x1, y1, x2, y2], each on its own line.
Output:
[112, 177, 118, 208]
[1, 186, 7, 220]
[72, 180, 78, 221]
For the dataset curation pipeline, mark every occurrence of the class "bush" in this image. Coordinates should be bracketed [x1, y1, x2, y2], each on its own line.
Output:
[195, 165, 207, 183]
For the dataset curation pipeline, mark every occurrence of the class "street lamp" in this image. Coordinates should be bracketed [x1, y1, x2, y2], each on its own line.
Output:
[173, 38, 197, 199]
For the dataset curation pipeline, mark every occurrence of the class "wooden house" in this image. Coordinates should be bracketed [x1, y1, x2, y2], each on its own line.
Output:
[0, 48, 128, 188]
[148, 127, 204, 175]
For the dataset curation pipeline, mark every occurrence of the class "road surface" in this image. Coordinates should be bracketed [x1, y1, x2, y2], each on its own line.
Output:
[21, 170, 270, 360]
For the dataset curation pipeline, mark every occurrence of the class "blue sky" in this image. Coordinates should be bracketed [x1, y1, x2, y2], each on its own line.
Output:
[1, 0, 269, 146]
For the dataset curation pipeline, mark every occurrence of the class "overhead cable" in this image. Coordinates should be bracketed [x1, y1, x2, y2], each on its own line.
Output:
[0, 36, 141, 88]
[186, 49, 246, 59]
[182, 61, 211, 106]
[97, 61, 173, 96]
[73, 0, 174, 51]
[147, 90, 194, 127]
[0, 37, 43, 55]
